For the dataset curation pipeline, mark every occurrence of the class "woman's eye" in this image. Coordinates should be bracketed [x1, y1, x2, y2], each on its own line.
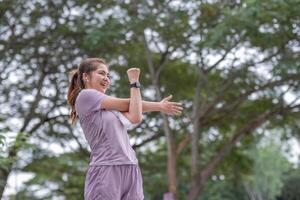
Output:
[99, 72, 111, 79]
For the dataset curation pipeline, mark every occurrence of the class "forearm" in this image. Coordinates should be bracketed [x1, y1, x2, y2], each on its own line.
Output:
[123, 99, 161, 113]
[142, 101, 161, 113]
[128, 88, 142, 123]
[108, 98, 160, 113]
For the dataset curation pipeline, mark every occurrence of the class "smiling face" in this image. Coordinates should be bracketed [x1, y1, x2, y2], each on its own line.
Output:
[83, 64, 111, 93]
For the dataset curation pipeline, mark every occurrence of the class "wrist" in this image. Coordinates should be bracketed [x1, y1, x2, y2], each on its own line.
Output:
[129, 80, 139, 84]
[158, 102, 163, 112]
[130, 81, 141, 88]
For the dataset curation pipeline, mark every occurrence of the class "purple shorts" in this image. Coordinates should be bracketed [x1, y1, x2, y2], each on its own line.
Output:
[84, 165, 144, 200]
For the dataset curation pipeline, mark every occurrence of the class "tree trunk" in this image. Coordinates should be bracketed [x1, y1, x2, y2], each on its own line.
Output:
[143, 32, 178, 198]
[191, 117, 201, 177]
[164, 115, 178, 198]
[191, 67, 207, 176]
[0, 148, 16, 197]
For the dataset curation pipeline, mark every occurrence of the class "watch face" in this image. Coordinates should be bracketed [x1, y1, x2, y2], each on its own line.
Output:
[131, 82, 141, 88]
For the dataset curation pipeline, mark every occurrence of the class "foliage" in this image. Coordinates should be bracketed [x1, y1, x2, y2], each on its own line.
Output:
[277, 167, 300, 200]
[0, 0, 299, 199]
[243, 138, 291, 200]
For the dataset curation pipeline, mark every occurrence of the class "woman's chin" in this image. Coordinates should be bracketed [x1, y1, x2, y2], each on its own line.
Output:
[100, 87, 107, 93]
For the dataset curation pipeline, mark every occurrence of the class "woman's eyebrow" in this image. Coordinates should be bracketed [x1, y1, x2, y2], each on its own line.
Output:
[98, 69, 108, 73]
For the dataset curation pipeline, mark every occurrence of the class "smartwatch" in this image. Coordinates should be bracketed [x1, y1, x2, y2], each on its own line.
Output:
[130, 82, 141, 88]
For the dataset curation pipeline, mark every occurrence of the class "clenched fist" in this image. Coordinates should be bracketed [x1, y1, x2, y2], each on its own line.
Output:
[127, 68, 140, 83]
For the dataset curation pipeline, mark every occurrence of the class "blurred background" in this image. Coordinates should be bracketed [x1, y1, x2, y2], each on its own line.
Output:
[0, 0, 300, 199]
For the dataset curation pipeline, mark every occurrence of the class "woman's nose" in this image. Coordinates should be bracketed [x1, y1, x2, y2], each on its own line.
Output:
[103, 76, 110, 83]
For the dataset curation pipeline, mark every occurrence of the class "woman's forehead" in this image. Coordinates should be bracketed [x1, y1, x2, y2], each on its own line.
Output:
[96, 64, 109, 72]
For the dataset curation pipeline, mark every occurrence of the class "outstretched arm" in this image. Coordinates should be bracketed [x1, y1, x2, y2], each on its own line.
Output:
[142, 95, 182, 115]
[101, 96, 183, 115]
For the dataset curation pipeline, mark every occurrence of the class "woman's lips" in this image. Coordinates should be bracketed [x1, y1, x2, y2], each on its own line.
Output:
[101, 81, 108, 86]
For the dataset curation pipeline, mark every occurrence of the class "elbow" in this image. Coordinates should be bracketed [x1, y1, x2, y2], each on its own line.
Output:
[130, 115, 143, 124]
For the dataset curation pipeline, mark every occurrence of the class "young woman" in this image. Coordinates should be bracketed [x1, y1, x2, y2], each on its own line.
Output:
[67, 58, 182, 200]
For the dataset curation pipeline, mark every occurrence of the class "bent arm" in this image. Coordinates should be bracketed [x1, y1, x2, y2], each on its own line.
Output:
[101, 67, 142, 123]
[101, 94, 142, 123]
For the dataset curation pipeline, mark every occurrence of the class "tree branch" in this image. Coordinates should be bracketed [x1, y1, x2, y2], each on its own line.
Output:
[188, 102, 300, 199]
[132, 132, 163, 149]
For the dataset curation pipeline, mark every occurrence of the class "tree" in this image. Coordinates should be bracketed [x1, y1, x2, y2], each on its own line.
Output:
[277, 167, 300, 200]
[1, 0, 300, 199]
[243, 137, 291, 200]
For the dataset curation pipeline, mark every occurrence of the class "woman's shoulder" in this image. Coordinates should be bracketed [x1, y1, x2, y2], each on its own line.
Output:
[79, 88, 99, 94]
[76, 89, 97, 104]
[78, 89, 105, 98]
[75, 89, 106, 116]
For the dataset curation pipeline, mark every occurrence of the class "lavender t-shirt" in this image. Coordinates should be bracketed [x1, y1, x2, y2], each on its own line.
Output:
[75, 89, 138, 166]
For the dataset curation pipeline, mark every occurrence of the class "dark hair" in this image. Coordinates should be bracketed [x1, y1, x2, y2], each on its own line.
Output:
[67, 58, 108, 125]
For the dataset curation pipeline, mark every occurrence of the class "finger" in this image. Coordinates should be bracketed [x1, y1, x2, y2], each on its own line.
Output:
[163, 95, 173, 101]
[170, 105, 182, 111]
[169, 110, 181, 116]
[127, 68, 140, 72]
[173, 106, 183, 111]
[127, 68, 134, 72]
[175, 110, 182, 115]
[169, 106, 182, 115]
[170, 102, 182, 106]
[170, 105, 183, 111]
[171, 108, 183, 113]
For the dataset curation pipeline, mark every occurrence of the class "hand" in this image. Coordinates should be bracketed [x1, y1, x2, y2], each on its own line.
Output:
[127, 68, 140, 83]
[160, 95, 183, 116]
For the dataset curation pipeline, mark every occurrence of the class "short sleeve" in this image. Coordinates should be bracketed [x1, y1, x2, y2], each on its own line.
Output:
[75, 89, 107, 117]
[110, 110, 139, 130]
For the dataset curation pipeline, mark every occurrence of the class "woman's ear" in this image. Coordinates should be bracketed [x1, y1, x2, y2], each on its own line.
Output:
[82, 73, 89, 82]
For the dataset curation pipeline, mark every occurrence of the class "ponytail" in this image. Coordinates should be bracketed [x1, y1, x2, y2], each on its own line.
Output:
[67, 69, 81, 125]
